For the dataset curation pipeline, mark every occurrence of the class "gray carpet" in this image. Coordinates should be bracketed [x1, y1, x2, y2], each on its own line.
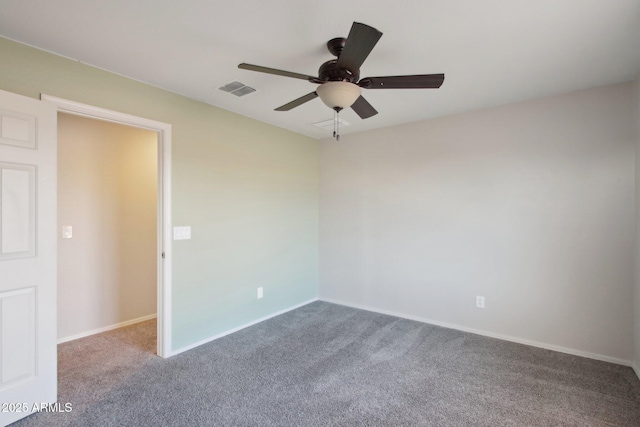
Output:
[12, 301, 640, 426]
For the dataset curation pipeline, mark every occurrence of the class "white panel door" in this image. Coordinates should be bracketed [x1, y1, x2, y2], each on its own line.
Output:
[0, 90, 57, 426]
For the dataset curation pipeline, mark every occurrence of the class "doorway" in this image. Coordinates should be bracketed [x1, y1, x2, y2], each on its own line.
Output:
[57, 113, 158, 350]
[43, 94, 172, 358]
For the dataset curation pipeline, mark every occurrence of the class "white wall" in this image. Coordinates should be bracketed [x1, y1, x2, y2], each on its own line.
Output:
[57, 113, 157, 341]
[320, 82, 635, 362]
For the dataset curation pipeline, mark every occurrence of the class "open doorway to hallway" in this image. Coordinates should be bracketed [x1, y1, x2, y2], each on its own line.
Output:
[57, 113, 158, 353]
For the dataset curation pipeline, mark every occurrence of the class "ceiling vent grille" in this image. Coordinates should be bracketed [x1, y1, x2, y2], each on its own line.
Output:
[312, 118, 349, 130]
[219, 81, 256, 97]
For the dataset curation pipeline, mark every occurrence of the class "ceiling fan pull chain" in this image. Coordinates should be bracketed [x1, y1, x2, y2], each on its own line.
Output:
[333, 109, 337, 139]
[333, 107, 341, 141]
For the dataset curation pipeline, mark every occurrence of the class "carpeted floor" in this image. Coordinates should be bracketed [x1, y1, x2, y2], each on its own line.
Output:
[12, 301, 640, 426]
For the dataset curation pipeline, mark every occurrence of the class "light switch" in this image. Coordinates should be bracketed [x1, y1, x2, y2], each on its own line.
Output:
[173, 226, 191, 240]
[62, 225, 73, 239]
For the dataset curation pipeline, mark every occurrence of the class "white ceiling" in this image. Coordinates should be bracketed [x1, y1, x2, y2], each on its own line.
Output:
[1, 0, 639, 139]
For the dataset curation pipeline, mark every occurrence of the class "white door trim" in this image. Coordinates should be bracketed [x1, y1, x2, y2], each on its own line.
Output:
[41, 94, 172, 358]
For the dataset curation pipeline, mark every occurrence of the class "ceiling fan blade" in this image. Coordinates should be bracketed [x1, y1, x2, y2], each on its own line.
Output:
[275, 92, 318, 111]
[336, 22, 383, 73]
[238, 63, 317, 82]
[351, 96, 378, 119]
[359, 74, 445, 89]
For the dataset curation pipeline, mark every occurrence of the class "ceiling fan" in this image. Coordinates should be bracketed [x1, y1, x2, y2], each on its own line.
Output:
[238, 22, 444, 139]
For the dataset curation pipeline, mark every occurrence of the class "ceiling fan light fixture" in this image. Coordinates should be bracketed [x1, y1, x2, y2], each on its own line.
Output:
[316, 81, 361, 110]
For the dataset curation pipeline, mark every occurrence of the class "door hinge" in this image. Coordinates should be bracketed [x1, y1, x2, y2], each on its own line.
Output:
[162, 252, 165, 259]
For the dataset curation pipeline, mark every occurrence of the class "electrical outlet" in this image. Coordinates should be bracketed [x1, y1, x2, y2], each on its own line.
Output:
[476, 296, 485, 309]
[257, 287, 263, 299]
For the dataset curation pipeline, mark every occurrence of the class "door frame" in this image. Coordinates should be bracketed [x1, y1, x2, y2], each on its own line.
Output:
[42, 94, 172, 358]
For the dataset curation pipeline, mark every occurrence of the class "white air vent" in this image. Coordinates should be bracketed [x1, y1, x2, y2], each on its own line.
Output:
[312, 118, 350, 130]
[219, 81, 256, 97]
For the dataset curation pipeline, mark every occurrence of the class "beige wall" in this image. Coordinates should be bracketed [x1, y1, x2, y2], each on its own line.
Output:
[320, 82, 635, 362]
[57, 113, 157, 340]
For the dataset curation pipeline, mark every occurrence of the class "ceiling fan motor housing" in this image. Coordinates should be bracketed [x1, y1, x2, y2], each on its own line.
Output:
[318, 60, 359, 83]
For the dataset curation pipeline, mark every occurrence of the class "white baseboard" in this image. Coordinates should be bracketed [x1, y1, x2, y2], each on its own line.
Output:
[171, 298, 318, 357]
[320, 297, 633, 367]
[58, 314, 157, 344]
